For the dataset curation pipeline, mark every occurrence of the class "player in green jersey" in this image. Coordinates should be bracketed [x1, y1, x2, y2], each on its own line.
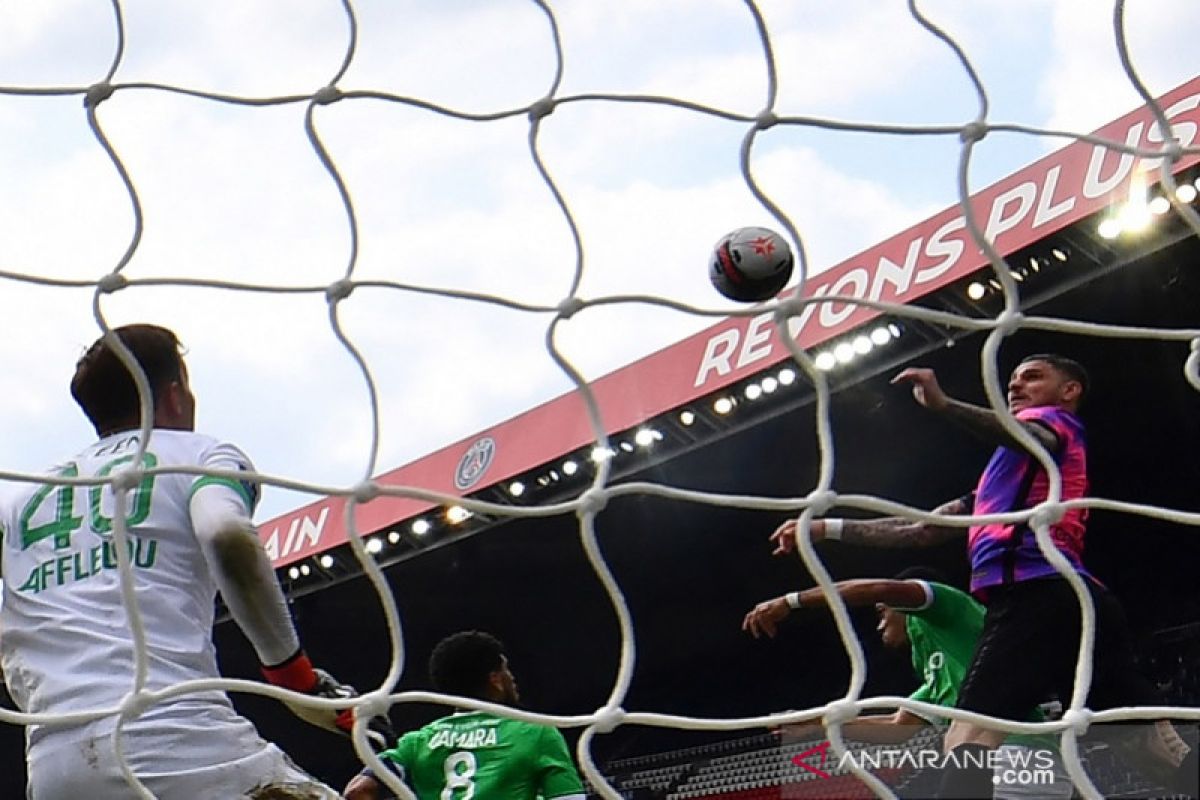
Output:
[344, 631, 585, 800]
[743, 567, 1074, 799]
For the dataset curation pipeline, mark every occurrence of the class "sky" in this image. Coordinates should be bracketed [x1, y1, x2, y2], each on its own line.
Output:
[0, 0, 1197, 521]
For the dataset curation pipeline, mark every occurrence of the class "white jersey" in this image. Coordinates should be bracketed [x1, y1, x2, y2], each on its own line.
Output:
[0, 429, 260, 752]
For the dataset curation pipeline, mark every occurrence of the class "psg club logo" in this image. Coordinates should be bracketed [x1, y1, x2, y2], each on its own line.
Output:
[454, 437, 496, 491]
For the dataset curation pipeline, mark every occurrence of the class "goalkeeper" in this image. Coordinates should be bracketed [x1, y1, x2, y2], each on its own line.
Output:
[344, 630, 585, 800]
[0, 325, 370, 799]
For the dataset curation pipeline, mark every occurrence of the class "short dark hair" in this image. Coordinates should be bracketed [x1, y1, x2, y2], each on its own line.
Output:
[429, 631, 506, 699]
[71, 324, 185, 435]
[1018, 353, 1089, 398]
[893, 565, 949, 585]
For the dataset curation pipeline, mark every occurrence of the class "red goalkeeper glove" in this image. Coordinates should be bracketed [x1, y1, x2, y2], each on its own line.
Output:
[262, 650, 394, 748]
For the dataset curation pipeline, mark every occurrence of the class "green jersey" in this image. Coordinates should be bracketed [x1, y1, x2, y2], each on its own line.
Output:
[904, 581, 983, 713]
[380, 711, 584, 799]
[903, 581, 1050, 749]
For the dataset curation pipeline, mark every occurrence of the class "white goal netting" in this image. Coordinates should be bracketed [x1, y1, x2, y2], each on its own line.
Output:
[1, 1, 1199, 799]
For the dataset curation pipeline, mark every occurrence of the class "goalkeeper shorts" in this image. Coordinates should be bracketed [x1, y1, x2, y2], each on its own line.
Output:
[26, 700, 339, 800]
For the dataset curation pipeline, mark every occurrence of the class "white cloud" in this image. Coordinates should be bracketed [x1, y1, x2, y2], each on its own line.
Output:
[0, 0, 1194, 523]
[0, 0, 110, 84]
[1039, 0, 1200, 133]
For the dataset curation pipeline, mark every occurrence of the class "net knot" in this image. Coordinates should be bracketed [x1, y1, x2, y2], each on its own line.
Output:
[576, 487, 609, 517]
[355, 691, 390, 722]
[755, 110, 779, 130]
[84, 82, 115, 109]
[1062, 708, 1092, 736]
[351, 480, 380, 504]
[960, 121, 988, 144]
[110, 466, 144, 494]
[592, 704, 625, 734]
[995, 309, 1024, 336]
[823, 699, 860, 726]
[313, 85, 343, 105]
[528, 97, 556, 122]
[1159, 139, 1183, 164]
[556, 296, 584, 319]
[1029, 501, 1065, 530]
[806, 489, 837, 517]
[119, 689, 153, 720]
[97, 272, 128, 294]
[326, 279, 354, 303]
[773, 295, 804, 323]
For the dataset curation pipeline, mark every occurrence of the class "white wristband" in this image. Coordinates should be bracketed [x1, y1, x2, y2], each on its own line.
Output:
[785, 592, 802, 609]
[824, 518, 844, 540]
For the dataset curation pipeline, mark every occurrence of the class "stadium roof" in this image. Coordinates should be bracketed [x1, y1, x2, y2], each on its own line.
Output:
[4, 75, 1195, 800]
[257, 74, 1200, 590]
[194, 76, 1200, 787]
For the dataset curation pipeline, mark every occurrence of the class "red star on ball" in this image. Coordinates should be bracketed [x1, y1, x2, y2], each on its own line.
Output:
[750, 236, 776, 256]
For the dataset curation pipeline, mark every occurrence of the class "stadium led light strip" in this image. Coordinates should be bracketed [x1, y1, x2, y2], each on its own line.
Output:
[1, 2, 1199, 799]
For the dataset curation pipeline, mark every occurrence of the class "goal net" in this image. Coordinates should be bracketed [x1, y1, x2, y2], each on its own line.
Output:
[1, 2, 1198, 799]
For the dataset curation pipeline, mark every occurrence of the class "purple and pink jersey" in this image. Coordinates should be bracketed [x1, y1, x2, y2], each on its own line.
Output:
[968, 405, 1091, 594]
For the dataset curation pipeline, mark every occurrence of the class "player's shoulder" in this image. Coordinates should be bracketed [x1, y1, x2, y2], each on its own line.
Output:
[375, 727, 422, 768]
[522, 719, 571, 747]
[0, 456, 77, 515]
[476, 712, 562, 744]
[0, 478, 28, 519]
[394, 725, 425, 749]
[926, 581, 983, 616]
[1016, 404, 1082, 430]
[151, 429, 238, 454]
[153, 431, 256, 469]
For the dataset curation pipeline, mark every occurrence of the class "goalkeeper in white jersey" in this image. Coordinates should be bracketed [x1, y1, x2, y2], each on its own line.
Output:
[0, 324, 366, 799]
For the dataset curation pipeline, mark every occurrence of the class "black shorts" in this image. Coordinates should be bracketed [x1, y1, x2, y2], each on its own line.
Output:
[957, 576, 1160, 721]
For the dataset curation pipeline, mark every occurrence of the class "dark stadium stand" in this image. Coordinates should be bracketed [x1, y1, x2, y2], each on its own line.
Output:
[592, 730, 931, 799]
[588, 726, 1197, 800]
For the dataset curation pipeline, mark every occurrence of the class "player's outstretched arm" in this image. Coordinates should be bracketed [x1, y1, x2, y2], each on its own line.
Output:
[191, 485, 392, 742]
[191, 483, 301, 667]
[768, 497, 968, 557]
[777, 709, 929, 746]
[840, 709, 932, 745]
[891, 367, 1060, 454]
[743, 578, 928, 638]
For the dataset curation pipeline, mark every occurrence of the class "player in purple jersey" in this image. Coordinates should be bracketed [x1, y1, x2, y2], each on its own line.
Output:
[769, 354, 1195, 798]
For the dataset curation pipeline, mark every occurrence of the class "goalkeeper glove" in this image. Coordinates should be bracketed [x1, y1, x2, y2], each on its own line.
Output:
[262, 650, 395, 749]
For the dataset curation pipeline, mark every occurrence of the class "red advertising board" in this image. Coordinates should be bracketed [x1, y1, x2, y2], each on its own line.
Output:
[262, 77, 1200, 567]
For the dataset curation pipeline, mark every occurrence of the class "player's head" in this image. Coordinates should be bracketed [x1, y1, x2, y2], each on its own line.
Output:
[71, 324, 195, 437]
[1009, 354, 1088, 413]
[876, 566, 947, 649]
[429, 630, 520, 706]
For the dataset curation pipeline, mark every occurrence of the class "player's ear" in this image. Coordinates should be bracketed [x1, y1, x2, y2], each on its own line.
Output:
[155, 379, 189, 427]
[164, 380, 186, 416]
[1061, 379, 1083, 405]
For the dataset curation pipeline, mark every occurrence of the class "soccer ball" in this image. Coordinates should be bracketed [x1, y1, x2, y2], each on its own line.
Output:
[709, 226, 794, 302]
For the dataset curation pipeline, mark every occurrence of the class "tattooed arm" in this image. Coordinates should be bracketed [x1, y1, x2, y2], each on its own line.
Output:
[891, 367, 1061, 455]
[769, 495, 971, 554]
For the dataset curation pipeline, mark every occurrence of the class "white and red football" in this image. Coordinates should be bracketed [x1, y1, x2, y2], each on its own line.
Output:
[709, 226, 794, 302]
